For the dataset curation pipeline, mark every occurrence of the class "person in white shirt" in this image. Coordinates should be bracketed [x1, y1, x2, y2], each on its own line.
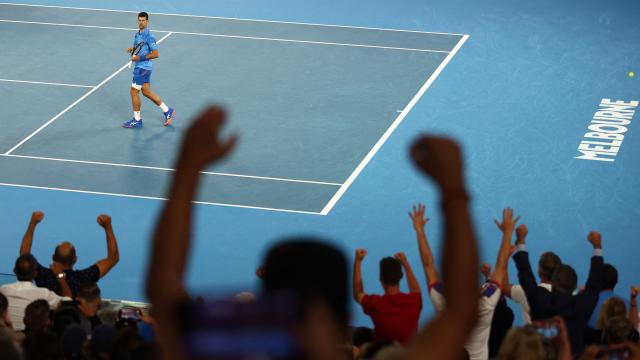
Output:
[0, 254, 71, 330]
[422, 207, 520, 360]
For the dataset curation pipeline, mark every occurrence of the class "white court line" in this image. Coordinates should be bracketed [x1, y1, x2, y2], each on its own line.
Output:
[1, 154, 342, 186]
[0, 78, 94, 88]
[173, 30, 449, 53]
[0, 19, 135, 31]
[0, 182, 324, 215]
[0, 19, 450, 53]
[320, 34, 470, 215]
[0, 2, 466, 36]
[3, 32, 174, 156]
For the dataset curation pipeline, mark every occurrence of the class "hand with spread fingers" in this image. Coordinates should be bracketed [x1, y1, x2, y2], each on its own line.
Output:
[409, 203, 429, 233]
[494, 207, 520, 234]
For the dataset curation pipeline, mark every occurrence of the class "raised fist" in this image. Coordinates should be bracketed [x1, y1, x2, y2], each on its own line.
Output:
[515, 224, 528, 241]
[355, 248, 367, 261]
[31, 211, 45, 224]
[480, 263, 492, 279]
[587, 231, 602, 249]
[410, 136, 464, 191]
[394, 252, 407, 263]
[97, 214, 111, 227]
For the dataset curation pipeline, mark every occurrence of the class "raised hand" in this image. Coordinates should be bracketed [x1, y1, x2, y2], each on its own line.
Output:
[355, 248, 367, 262]
[515, 224, 528, 244]
[97, 214, 111, 228]
[587, 231, 602, 249]
[409, 203, 429, 232]
[394, 252, 408, 264]
[178, 107, 237, 170]
[480, 263, 492, 279]
[410, 136, 464, 192]
[494, 208, 520, 234]
[631, 286, 639, 299]
[31, 211, 44, 224]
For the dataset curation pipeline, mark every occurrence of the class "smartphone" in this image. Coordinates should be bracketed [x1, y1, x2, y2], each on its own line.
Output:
[532, 319, 559, 339]
[119, 307, 140, 321]
[596, 345, 632, 360]
[178, 292, 303, 360]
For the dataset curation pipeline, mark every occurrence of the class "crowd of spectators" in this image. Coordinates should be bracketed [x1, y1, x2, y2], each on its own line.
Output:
[0, 106, 638, 359]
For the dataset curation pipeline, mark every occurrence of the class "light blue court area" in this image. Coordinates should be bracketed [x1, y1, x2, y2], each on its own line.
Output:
[0, 3, 466, 214]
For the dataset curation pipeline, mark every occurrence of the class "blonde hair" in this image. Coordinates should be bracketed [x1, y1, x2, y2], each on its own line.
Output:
[496, 327, 545, 360]
[596, 297, 627, 330]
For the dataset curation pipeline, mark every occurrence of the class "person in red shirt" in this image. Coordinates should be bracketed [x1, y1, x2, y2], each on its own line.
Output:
[353, 249, 422, 344]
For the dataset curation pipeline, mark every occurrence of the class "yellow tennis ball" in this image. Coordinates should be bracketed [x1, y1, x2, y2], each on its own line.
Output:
[630, 71, 635, 78]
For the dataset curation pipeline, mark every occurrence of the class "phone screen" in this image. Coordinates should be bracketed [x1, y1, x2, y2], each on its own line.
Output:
[119, 308, 140, 320]
[179, 294, 303, 360]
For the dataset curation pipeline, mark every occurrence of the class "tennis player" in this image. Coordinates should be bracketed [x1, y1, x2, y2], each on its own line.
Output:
[123, 12, 175, 128]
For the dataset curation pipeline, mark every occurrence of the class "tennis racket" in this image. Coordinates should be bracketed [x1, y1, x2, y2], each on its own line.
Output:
[128, 41, 146, 69]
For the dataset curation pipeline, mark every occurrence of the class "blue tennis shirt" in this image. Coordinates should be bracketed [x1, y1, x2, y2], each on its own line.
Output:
[133, 28, 158, 71]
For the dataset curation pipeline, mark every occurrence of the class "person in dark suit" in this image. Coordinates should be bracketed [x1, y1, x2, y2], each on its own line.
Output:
[512, 229, 604, 355]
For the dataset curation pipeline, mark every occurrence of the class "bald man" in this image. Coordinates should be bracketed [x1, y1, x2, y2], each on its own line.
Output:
[19, 211, 120, 296]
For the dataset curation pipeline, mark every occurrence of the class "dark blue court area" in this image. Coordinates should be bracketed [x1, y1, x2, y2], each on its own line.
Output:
[0, 0, 638, 330]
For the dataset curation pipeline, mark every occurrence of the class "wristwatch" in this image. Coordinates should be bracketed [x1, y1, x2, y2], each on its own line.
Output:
[57, 272, 66, 279]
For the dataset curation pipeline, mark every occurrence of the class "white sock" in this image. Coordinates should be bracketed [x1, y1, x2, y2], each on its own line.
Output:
[134, 111, 141, 121]
[159, 102, 169, 112]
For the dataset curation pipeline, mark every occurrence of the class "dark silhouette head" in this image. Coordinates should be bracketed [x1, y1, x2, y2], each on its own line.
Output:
[76, 282, 101, 303]
[551, 264, 577, 295]
[53, 242, 77, 268]
[537, 252, 561, 282]
[24, 299, 52, 335]
[379, 257, 403, 287]
[603, 316, 633, 345]
[14, 253, 38, 281]
[261, 238, 349, 329]
[602, 263, 618, 290]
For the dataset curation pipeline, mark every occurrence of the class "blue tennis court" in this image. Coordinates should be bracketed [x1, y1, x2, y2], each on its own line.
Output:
[0, 3, 466, 214]
[0, 0, 638, 329]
